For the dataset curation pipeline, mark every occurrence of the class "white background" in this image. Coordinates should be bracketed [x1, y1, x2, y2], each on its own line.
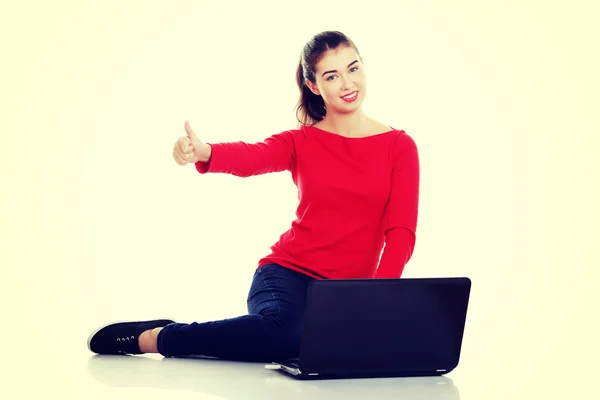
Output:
[1, 0, 598, 398]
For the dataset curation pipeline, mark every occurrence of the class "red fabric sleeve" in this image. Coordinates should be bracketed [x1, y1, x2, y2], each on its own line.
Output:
[375, 133, 420, 278]
[195, 131, 295, 177]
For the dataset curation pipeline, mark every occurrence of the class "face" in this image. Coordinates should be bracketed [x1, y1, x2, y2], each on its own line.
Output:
[306, 45, 366, 115]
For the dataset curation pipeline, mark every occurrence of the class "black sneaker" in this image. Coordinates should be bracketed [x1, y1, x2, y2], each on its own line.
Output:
[87, 319, 175, 355]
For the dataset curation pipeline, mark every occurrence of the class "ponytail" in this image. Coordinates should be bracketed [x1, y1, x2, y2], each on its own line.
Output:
[295, 59, 326, 127]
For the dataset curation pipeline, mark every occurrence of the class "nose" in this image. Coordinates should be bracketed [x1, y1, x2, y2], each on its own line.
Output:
[341, 74, 353, 90]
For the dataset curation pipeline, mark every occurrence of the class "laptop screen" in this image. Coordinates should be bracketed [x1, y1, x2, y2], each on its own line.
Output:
[298, 277, 471, 374]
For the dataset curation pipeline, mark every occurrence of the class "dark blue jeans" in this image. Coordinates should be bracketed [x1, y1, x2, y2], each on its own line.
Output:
[156, 263, 315, 362]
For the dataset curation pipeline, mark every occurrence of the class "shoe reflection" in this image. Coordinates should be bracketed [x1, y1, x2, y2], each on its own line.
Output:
[87, 354, 460, 399]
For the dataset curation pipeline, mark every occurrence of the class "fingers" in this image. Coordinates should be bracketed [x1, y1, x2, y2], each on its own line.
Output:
[173, 149, 194, 165]
[173, 140, 194, 165]
[173, 151, 187, 165]
[173, 143, 186, 160]
[177, 136, 192, 154]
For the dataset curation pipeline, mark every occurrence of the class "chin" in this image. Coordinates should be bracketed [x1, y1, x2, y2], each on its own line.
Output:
[341, 99, 364, 112]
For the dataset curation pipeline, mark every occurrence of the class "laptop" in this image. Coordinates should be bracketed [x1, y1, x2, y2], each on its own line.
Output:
[266, 277, 471, 380]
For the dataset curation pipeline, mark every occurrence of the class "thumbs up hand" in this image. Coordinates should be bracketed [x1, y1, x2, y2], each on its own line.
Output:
[173, 121, 212, 165]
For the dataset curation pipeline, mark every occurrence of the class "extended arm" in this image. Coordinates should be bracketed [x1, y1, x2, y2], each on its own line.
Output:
[196, 131, 296, 177]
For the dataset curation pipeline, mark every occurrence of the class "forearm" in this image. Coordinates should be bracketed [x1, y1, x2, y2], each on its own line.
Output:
[375, 228, 416, 278]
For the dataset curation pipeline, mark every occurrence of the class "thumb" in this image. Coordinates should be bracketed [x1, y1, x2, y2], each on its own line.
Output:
[185, 120, 200, 142]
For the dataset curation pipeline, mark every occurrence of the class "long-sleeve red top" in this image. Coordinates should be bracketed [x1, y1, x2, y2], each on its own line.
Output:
[196, 124, 420, 279]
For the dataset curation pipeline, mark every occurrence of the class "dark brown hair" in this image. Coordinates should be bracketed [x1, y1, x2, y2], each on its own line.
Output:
[295, 31, 361, 126]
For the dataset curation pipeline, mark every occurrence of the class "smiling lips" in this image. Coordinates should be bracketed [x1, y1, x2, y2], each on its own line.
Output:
[341, 91, 359, 102]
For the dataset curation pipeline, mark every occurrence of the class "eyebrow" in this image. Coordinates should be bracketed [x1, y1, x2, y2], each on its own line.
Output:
[321, 60, 359, 77]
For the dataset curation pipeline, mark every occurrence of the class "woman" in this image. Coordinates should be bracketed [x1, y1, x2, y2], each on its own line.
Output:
[87, 31, 420, 362]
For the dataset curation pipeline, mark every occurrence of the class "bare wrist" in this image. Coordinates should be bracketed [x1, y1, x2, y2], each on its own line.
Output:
[199, 144, 212, 163]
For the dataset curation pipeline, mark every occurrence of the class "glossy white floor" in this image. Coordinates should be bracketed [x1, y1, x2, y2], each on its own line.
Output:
[85, 355, 460, 399]
[3, 0, 597, 399]
[5, 296, 597, 400]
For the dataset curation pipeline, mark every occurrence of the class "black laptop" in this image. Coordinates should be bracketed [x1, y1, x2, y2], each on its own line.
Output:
[266, 277, 471, 380]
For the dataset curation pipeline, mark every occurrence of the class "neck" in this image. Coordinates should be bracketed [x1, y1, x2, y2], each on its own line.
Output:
[321, 109, 368, 137]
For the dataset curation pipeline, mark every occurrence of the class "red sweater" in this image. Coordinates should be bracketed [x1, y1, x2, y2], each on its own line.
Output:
[196, 124, 420, 279]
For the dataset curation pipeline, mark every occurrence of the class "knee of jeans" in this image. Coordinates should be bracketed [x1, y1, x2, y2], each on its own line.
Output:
[253, 302, 301, 346]
[260, 313, 301, 347]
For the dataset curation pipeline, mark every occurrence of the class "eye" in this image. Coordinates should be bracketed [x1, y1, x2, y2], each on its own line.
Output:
[326, 66, 358, 82]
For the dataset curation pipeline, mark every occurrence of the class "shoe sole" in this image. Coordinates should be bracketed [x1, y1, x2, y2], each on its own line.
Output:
[86, 319, 174, 353]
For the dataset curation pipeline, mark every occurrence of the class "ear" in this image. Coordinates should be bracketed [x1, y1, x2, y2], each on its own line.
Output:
[305, 80, 320, 96]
